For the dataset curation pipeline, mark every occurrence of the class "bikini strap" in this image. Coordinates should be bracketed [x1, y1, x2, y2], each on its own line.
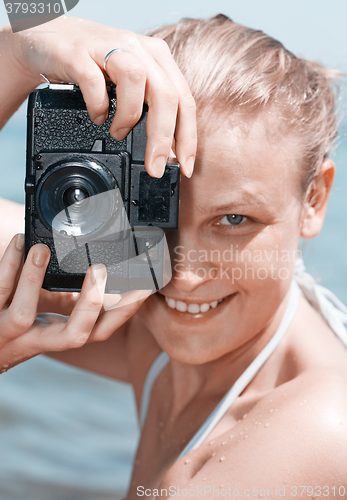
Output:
[175, 279, 301, 461]
[139, 351, 170, 429]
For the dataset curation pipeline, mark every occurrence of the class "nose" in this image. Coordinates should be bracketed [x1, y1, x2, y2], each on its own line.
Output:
[165, 229, 217, 293]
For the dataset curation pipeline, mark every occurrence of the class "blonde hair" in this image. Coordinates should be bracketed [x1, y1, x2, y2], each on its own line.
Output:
[150, 14, 344, 189]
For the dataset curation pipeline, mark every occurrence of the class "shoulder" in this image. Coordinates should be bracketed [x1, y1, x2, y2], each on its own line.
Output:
[164, 368, 347, 496]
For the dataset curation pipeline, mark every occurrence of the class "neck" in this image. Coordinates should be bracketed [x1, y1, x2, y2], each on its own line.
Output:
[167, 285, 295, 418]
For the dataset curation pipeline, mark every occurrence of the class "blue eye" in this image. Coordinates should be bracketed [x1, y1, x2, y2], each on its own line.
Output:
[220, 214, 248, 226]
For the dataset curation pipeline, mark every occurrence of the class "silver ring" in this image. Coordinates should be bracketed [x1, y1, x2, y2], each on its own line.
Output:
[103, 48, 128, 76]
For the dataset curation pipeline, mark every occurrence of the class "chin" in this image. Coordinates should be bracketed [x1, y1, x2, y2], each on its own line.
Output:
[136, 290, 245, 364]
[136, 278, 290, 365]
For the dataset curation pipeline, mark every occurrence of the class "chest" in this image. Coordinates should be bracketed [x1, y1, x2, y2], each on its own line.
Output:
[126, 381, 257, 498]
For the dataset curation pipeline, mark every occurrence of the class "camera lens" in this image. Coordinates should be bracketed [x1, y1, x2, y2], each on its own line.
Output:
[63, 187, 89, 207]
[36, 159, 121, 238]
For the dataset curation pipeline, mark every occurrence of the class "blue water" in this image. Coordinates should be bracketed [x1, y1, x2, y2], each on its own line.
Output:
[0, 106, 346, 499]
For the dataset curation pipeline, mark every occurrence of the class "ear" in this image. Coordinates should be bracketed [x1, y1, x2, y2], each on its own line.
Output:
[300, 158, 335, 239]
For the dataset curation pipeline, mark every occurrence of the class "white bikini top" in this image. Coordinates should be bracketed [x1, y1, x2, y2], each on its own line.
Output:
[139, 260, 347, 462]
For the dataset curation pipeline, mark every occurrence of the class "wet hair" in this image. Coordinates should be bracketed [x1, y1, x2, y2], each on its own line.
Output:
[150, 14, 344, 190]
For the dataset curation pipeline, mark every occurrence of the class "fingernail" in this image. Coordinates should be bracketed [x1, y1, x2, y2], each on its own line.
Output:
[92, 264, 107, 295]
[112, 127, 129, 141]
[184, 156, 195, 178]
[93, 114, 107, 125]
[33, 247, 48, 267]
[16, 234, 24, 251]
[151, 156, 167, 178]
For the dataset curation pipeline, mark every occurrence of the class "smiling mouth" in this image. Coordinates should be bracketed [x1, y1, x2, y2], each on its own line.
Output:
[159, 293, 235, 315]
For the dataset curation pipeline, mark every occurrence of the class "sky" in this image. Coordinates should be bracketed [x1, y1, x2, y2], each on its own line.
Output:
[1, 0, 347, 66]
[1, 0, 346, 125]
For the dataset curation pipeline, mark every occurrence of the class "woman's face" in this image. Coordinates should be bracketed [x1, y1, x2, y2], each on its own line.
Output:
[138, 112, 306, 364]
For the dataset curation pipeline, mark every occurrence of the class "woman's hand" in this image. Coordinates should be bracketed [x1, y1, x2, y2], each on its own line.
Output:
[0, 234, 151, 372]
[8, 16, 197, 178]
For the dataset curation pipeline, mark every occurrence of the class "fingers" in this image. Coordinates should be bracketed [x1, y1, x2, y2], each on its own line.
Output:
[144, 66, 179, 178]
[64, 54, 110, 124]
[104, 50, 177, 178]
[87, 289, 152, 342]
[3, 243, 50, 337]
[94, 37, 196, 178]
[61, 264, 107, 347]
[171, 96, 197, 178]
[31, 264, 106, 353]
[106, 51, 146, 139]
[0, 234, 24, 311]
[148, 39, 197, 178]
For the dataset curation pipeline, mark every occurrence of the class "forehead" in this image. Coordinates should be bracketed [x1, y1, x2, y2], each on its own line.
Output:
[190, 112, 303, 209]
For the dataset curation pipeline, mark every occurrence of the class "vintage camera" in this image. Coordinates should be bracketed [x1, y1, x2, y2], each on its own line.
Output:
[25, 84, 180, 293]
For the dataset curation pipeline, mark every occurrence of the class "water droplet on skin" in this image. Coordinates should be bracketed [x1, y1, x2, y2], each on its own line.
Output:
[212, 452, 216, 456]
[229, 434, 233, 439]
[184, 459, 191, 464]
[269, 399, 273, 402]
[222, 441, 227, 445]
[3, 364, 9, 368]
[265, 423, 270, 428]
[243, 413, 248, 419]
[284, 480, 287, 484]
[209, 440, 215, 445]
[219, 456, 226, 462]
[203, 478, 207, 481]
[269, 409, 274, 412]
[239, 431, 243, 435]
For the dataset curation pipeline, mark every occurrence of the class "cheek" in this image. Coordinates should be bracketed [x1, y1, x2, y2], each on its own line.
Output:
[210, 223, 301, 291]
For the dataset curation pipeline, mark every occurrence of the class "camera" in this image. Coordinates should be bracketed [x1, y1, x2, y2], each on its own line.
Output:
[25, 84, 180, 293]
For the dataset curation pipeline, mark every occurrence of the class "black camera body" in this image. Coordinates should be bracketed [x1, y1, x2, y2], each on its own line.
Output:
[25, 84, 179, 293]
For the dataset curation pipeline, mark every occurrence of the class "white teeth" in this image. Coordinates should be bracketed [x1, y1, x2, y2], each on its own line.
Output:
[200, 303, 210, 313]
[167, 298, 176, 309]
[187, 303, 200, 314]
[176, 300, 188, 312]
[164, 296, 227, 314]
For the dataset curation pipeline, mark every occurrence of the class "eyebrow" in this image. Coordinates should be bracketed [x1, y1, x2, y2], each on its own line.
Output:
[197, 193, 268, 215]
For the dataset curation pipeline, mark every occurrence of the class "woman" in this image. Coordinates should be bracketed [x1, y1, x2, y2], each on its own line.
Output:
[0, 14, 347, 498]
